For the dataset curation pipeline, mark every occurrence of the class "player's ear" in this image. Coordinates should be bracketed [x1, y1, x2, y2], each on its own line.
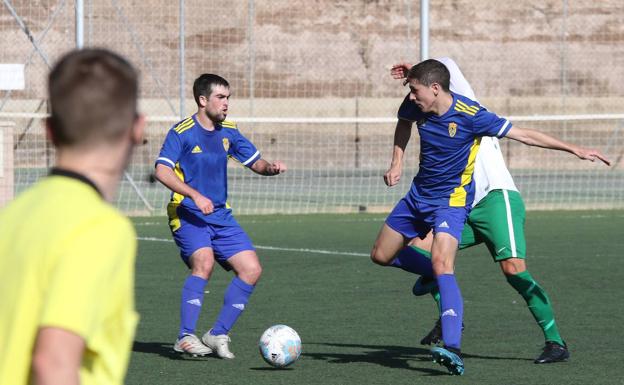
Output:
[431, 82, 441, 97]
[131, 113, 146, 146]
[198, 94, 208, 108]
[45, 117, 59, 146]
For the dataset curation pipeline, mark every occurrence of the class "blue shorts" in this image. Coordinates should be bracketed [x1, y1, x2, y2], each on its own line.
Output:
[385, 197, 470, 243]
[171, 215, 255, 270]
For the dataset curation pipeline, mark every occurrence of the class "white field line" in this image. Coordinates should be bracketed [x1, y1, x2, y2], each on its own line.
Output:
[134, 217, 386, 226]
[137, 237, 369, 257]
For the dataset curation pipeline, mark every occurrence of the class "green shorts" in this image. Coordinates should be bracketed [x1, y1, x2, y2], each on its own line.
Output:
[459, 189, 526, 261]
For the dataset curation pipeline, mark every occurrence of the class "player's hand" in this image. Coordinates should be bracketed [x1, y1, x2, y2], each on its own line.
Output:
[383, 165, 402, 187]
[575, 147, 611, 166]
[267, 161, 287, 175]
[192, 194, 214, 215]
[390, 62, 413, 80]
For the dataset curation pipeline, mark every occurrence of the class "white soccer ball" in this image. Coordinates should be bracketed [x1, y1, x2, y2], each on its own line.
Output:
[258, 324, 302, 368]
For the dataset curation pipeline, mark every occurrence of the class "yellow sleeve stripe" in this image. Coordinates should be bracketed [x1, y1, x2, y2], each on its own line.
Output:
[221, 120, 237, 129]
[455, 100, 479, 111]
[454, 100, 479, 116]
[175, 122, 194, 134]
[174, 118, 194, 134]
[454, 105, 478, 116]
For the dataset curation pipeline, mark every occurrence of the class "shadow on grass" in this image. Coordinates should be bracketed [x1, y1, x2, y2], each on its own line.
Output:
[303, 342, 443, 375]
[132, 341, 216, 361]
[304, 342, 531, 375]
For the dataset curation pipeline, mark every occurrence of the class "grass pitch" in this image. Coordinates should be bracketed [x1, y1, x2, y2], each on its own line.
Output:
[127, 211, 624, 385]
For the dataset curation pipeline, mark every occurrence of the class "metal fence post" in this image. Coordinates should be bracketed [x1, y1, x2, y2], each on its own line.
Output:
[179, 0, 185, 119]
[420, 0, 429, 61]
[76, 0, 84, 48]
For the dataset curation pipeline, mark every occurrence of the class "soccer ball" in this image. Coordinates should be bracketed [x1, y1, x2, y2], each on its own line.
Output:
[258, 325, 302, 368]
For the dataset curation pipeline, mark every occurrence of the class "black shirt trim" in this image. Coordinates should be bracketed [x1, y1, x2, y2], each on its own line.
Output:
[49, 168, 103, 198]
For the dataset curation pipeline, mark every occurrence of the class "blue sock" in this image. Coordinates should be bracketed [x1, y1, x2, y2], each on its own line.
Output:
[211, 276, 255, 336]
[390, 246, 434, 277]
[178, 275, 207, 339]
[437, 274, 463, 350]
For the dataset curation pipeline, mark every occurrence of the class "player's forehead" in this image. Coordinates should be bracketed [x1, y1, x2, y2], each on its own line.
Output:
[407, 78, 427, 92]
[209, 84, 230, 98]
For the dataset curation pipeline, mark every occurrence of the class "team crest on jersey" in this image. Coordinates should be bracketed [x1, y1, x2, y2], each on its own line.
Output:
[417, 118, 427, 128]
[222, 138, 230, 152]
[448, 122, 457, 137]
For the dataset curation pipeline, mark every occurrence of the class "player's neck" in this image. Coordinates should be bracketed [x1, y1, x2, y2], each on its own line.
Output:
[432, 92, 454, 116]
[54, 145, 130, 202]
[195, 111, 216, 131]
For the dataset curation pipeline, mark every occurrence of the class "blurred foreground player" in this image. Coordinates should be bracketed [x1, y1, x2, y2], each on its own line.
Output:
[0, 48, 144, 385]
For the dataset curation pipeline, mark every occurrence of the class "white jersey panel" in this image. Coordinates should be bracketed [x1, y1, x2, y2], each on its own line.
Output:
[472, 137, 518, 205]
[437, 56, 519, 206]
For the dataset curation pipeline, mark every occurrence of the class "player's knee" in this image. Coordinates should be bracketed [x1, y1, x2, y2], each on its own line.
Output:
[239, 263, 262, 285]
[250, 264, 263, 282]
[370, 247, 393, 266]
[500, 258, 526, 275]
[431, 258, 453, 275]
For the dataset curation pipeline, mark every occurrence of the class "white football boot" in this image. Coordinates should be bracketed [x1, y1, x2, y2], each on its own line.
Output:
[201, 329, 235, 359]
[173, 334, 212, 356]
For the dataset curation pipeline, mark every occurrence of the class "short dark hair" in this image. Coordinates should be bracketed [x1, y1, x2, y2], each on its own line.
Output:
[193, 74, 229, 105]
[48, 48, 138, 147]
[406, 59, 450, 92]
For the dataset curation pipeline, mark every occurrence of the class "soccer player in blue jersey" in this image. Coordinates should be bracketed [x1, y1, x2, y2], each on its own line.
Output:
[154, 74, 286, 358]
[371, 59, 609, 375]
[383, 57, 610, 366]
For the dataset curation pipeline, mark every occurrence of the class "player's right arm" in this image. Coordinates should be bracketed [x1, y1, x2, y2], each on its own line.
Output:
[384, 118, 413, 187]
[32, 327, 84, 385]
[154, 164, 214, 214]
[154, 128, 214, 214]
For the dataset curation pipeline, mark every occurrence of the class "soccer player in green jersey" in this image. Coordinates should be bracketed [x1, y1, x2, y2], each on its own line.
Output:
[0, 49, 144, 385]
[378, 57, 610, 367]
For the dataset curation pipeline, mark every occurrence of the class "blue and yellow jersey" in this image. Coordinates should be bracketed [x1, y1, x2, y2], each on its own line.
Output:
[397, 92, 511, 207]
[0, 170, 138, 385]
[155, 114, 260, 226]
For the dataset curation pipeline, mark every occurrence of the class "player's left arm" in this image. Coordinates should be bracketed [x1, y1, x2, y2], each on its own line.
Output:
[228, 125, 287, 176]
[505, 126, 611, 165]
[250, 159, 287, 176]
[31, 327, 84, 385]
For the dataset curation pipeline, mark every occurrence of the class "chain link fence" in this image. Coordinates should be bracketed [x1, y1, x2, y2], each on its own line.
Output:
[1, 0, 623, 214]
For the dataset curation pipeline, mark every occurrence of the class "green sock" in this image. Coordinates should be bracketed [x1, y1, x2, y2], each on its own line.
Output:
[407, 246, 441, 314]
[506, 270, 564, 345]
[431, 287, 441, 314]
